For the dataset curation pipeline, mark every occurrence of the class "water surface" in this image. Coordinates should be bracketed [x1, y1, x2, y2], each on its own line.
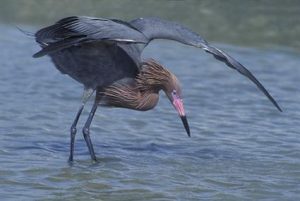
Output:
[0, 23, 300, 200]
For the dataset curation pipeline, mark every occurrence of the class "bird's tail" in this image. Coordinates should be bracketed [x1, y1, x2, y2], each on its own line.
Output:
[16, 26, 35, 38]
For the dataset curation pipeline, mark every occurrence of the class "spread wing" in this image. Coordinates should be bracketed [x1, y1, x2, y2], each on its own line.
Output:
[32, 16, 281, 111]
[33, 16, 148, 58]
[130, 17, 282, 112]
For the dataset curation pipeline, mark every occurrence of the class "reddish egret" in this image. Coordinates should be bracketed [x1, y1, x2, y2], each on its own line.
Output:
[32, 16, 281, 161]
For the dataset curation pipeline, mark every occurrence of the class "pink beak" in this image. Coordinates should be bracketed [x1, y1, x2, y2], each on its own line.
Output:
[173, 98, 190, 137]
[173, 98, 186, 116]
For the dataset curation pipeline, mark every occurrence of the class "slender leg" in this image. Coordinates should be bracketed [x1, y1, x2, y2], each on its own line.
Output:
[82, 101, 99, 161]
[69, 88, 94, 162]
[69, 104, 84, 162]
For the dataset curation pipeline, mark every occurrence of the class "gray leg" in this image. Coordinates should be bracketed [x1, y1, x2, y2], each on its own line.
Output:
[82, 101, 98, 161]
[69, 104, 84, 162]
[69, 88, 94, 162]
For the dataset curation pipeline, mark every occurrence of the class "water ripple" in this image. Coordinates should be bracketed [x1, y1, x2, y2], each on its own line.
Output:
[1, 26, 300, 201]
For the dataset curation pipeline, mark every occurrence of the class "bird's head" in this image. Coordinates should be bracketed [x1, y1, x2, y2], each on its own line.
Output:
[138, 59, 190, 137]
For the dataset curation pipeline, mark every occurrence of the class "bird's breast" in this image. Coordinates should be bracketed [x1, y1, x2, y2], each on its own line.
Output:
[101, 84, 159, 111]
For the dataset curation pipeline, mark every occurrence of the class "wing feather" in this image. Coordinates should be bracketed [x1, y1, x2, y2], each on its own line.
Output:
[34, 16, 148, 57]
[130, 17, 282, 111]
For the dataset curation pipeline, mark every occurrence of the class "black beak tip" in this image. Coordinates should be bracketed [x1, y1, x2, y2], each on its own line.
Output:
[180, 115, 191, 137]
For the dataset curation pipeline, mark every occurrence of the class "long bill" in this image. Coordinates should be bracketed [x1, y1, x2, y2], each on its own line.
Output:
[173, 98, 191, 137]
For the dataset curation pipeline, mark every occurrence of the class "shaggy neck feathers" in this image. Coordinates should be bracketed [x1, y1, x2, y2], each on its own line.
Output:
[102, 60, 180, 111]
[136, 60, 179, 93]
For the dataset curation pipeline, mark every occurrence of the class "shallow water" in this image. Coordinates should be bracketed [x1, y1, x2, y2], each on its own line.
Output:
[0, 26, 300, 201]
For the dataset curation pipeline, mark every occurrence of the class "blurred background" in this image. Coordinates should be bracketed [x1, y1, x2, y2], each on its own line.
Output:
[1, 0, 300, 49]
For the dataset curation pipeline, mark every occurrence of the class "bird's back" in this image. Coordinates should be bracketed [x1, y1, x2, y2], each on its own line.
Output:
[50, 42, 139, 88]
[34, 16, 144, 89]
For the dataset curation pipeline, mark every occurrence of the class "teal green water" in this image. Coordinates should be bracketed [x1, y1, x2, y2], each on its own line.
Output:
[0, 1, 300, 200]
[1, 0, 300, 49]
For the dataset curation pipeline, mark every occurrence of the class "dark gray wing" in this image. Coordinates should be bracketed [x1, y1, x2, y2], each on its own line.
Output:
[33, 16, 148, 58]
[130, 17, 282, 112]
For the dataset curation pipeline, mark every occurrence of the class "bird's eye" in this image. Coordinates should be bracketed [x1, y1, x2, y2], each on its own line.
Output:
[172, 90, 177, 95]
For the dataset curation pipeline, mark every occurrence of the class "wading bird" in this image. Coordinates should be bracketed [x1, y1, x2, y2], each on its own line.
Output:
[32, 16, 281, 161]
